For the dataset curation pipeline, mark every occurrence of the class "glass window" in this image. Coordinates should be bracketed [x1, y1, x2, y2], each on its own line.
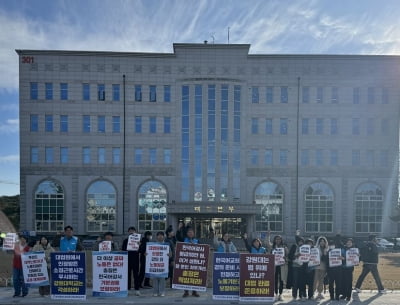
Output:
[83, 83, 90, 101]
[254, 182, 284, 232]
[112, 116, 120, 133]
[149, 117, 157, 133]
[301, 149, 309, 166]
[265, 149, 273, 165]
[302, 87, 309, 103]
[45, 83, 53, 100]
[164, 85, 171, 102]
[135, 85, 142, 101]
[149, 148, 157, 164]
[45, 115, 53, 132]
[354, 183, 383, 233]
[302, 118, 309, 135]
[98, 147, 105, 164]
[353, 87, 360, 104]
[30, 82, 38, 100]
[382, 88, 389, 104]
[251, 87, 259, 103]
[86, 180, 116, 232]
[112, 147, 120, 164]
[352, 150, 360, 166]
[30, 114, 38, 132]
[97, 115, 105, 133]
[164, 149, 171, 164]
[250, 149, 258, 165]
[163, 117, 171, 133]
[134, 148, 142, 164]
[305, 182, 334, 233]
[330, 149, 338, 166]
[316, 87, 323, 103]
[280, 118, 288, 135]
[45, 147, 54, 164]
[83, 115, 90, 133]
[35, 180, 64, 232]
[316, 118, 324, 135]
[330, 118, 338, 135]
[150, 85, 157, 102]
[251, 118, 258, 134]
[280, 86, 288, 103]
[135, 116, 142, 133]
[266, 87, 273, 103]
[112, 84, 120, 101]
[31, 147, 39, 164]
[98, 84, 105, 101]
[331, 87, 338, 103]
[368, 87, 374, 104]
[60, 147, 68, 164]
[60, 83, 68, 100]
[265, 119, 273, 134]
[316, 149, 323, 166]
[60, 115, 68, 132]
[279, 149, 288, 166]
[367, 118, 374, 135]
[83, 147, 91, 164]
[352, 118, 360, 135]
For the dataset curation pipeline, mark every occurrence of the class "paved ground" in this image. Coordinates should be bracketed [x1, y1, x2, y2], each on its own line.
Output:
[0, 287, 399, 305]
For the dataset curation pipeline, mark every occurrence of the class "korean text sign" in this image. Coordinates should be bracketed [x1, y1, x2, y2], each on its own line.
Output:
[145, 242, 169, 278]
[22, 252, 49, 287]
[212, 253, 240, 300]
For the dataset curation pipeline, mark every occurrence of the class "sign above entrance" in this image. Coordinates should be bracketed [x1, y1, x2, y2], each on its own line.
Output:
[167, 203, 259, 215]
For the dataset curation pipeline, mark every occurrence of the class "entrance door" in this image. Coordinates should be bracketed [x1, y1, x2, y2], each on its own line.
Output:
[179, 217, 246, 239]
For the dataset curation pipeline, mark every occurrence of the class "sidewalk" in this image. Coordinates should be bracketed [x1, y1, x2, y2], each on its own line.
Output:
[0, 287, 399, 304]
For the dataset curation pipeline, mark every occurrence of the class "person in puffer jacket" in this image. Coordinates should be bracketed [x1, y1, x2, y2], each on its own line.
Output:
[214, 232, 237, 253]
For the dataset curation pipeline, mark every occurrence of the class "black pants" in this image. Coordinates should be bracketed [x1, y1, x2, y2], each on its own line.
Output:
[292, 266, 306, 298]
[355, 264, 384, 291]
[274, 266, 284, 295]
[139, 253, 150, 286]
[127, 251, 140, 290]
[305, 269, 315, 298]
[328, 267, 342, 299]
[342, 267, 354, 299]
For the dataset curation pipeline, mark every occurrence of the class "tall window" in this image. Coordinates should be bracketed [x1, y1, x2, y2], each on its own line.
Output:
[250, 149, 258, 165]
[280, 118, 288, 135]
[30, 82, 38, 100]
[164, 149, 171, 164]
[254, 182, 283, 232]
[251, 118, 258, 134]
[163, 117, 171, 133]
[82, 83, 90, 101]
[112, 147, 121, 164]
[30, 114, 39, 132]
[251, 87, 259, 103]
[138, 180, 167, 231]
[60, 83, 68, 100]
[279, 149, 288, 166]
[97, 115, 105, 133]
[302, 87, 309, 103]
[112, 116, 120, 133]
[316, 118, 324, 135]
[330, 149, 338, 166]
[35, 180, 64, 232]
[45, 115, 53, 132]
[164, 85, 171, 102]
[135, 116, 142, 133]
[112, 84, 120, 101]
[134, 148, 142, 164]
[149, 148, 157, 164]
[265, 149, 273, 165]
[355, 183, 383, 233]
[149, 117, 157, 133]
[305, 183, 334, 233]
[352, 118, 360, 135]
[86, 180, 116, 232]
[330, 118, 338, 135]
[135, 85, 142, 101]
[266, 87, 273, 103]
[206, 85, 215, 201]
[31, 147, 39, 164]
[98, 147, 106, 164]
[194, 85, 203, 201]
[60, 115, 68, 132]
[265, 119, 273, 134]
[83, 115, 91, 133]
[302, 118, 309, 135]
[60, 147, 68, 164]
[45, 83, 53, 100]
[98, 84, 105, 101]
[280, 86, 288, 103]
[233, 85, 241, 200]
[316, 149, 323, 166]
[149, 85, 157, 102]
[83, 147, 91, 164]
[45, 147, 54, 164]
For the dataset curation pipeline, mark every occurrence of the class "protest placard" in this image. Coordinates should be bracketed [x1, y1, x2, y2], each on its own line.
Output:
[346, 248, 360, 267]
[145, 242, 169, 278]
[3, 232, 17, 250]
[298, 245, 311, 263]
[308, 247, 321, 267]
[239, 253, 275, 302]
[98, 241, 112, 252]
[212, 253, 240, 300]
[21, 251, 49, 287]
[92, 252, 128, 297]
[272, 248, 285, 266]
[126, 234, 141, 251]
[51, 252, 86, 300]
[172, 242, 209, 291]
[329, 248, 342, 267]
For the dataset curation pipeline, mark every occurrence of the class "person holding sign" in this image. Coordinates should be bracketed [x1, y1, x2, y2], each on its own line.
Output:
[288, 236, 306, 301]
[139, 231, 153, 289]
[12, 234, 30, 297]
[328, 237, 344, 301]
[214, 232, 237, 253]
[182, 227, 201, 297]
[164, 226, 176, 288]
[32, 236, 54, 296]
[242, 233, 267, 254]
[121, 226, 141, 295]
[93, 232, 119, 251]
[313, 236, 329, 300]
[271, 235, 288, 301]
[341, 238, 358, 301]
[304, 239, 316, 300]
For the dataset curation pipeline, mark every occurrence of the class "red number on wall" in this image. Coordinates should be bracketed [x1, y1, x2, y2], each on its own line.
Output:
[22, 56, 34, 64]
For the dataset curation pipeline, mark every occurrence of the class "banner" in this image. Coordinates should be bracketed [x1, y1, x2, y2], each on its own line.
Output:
[21, 251, 49, 287]
[329, 248, 342, 267]
[298, 245, 311, 263]
[51, 252, 86, 300]
[3, 232, 17, 250]
[145, 242, 169, 278]
[126, 234, 141, 251]
[172, 242, 209, 291]
[272, 248, 285, 266]
[92, 252, 128, 297]
[98, 241, 112, 252]
[239, 253, 275, 302]
[308, 248, 320, 267]
[212, 253, 240, 300]
[346, 248, 360, 267]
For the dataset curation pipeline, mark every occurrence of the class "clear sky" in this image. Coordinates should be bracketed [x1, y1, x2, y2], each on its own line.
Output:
[0, 0, 400, 196]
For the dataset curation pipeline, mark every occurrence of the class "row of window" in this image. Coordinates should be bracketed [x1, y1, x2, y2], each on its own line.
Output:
[29, 82, 171, 102]
[251, 117, 391, 136]
[251, 86, 390, 104]
[30, 115, 171, 134]
[249, 149, 390, 167]
[30, 147, 172, 165]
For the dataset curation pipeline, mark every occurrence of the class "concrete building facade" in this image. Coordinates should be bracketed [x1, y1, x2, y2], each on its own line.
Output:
[16, 43, 400, 238]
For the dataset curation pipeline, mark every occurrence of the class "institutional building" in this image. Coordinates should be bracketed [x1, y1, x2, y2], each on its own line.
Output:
[16, 43, 400, 238]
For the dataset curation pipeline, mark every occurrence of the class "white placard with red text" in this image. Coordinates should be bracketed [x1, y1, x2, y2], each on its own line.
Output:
[22, 251, 49, 287]
[329, 248, 342, 267]
[126, 234, 141, 251]
[346, 248, 360, 267]
[308, 247, 321, 267]
[99, 241, 112, 252]
[272, 248, 285, 266]
[3, 233, 17, 250]
[298, 245, 311, 263]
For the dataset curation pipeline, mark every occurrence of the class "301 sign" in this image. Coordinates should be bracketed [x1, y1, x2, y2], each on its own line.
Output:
[22, 56, 34, 64]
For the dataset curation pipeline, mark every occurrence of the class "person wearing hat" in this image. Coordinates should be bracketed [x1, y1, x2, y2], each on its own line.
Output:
[12, 234, 30, 297]
[121, 226, 141, 295]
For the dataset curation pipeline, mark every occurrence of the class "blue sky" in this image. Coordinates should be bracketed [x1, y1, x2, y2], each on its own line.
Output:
[0, 0, 400, 196]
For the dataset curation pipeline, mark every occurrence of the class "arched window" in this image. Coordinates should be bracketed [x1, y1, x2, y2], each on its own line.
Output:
[86, 180, 116, 232]
[138, 181, 167, 231]
[305, 182, 333, 233]
[254, 182, 283, 232]
[355, 183, 383, 233]
[35, 180, 64, 232]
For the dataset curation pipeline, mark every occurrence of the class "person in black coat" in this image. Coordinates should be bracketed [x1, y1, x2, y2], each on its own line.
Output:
[121, 227, 141, 295]
[138, 231, 153, 288]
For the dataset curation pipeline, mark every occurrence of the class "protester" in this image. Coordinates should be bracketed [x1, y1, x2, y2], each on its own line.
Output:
[242, 233, 267, 254]
[175, 221, 186, 242]
[328, 237, 343, 301]
[354, 234, 386, 294]
[32, 236, 55, 296]
[182, 227, 200, 297]
[289, 235, 306, 301]
[121, 226, 141, 295]
[151, 231, 171, 297]
[341, 238, 357, 301]
[271, 235, 288, 301]
[139, 231, 153, 289]
[313, 236, 329, 300]
[164, 226, 176, 288]
[52, 225, 83, 252]
[12, 234, 30, 297]
[304, 238, 315, 300]
[93, 231, 118, 251]
[214, 232, 237, 253]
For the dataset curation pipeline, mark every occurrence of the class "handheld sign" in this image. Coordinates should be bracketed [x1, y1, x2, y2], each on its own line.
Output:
[126, 234, 141, 251]
[145, 242, 169, 278]
[22, 251, 49, 287]
[212, 253, 240, 300]
[308, 248, 320, 267]
[3, 232, 17, 250]
[298, 245, 311, 263]
[99, 241, 112, 252]
[329, 248, 342, 267]
[346, 248, 360, 267]
[272, 248, 285, 266]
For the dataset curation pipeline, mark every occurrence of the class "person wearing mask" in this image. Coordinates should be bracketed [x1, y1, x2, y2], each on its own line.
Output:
[242, 233, 267, 254]
[150, 231, 171, 297]
[354, 234, 386, 294]
[304, 238, 316, 300]
[164, 226, 176, 288]
[121, 226, 141, 295]
[214, 232, 237, 253]
[182, 227, 200, 297]
[139, 231, 153, 289]
[32, 236, 55, 296]
[52, 225, 83, 252]
[93, 232, 118, 251]
[313, 236, 329, 300]
[271, 235, 288, 301]
[12, 234, 30, 297]
[341, 238, 358, 301]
